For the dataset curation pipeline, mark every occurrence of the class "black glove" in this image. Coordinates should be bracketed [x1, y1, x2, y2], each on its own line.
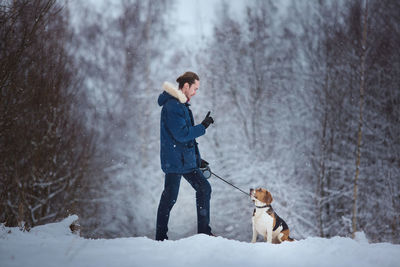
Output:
[201, 111, 214, 129]
[200, 159, 209, 168]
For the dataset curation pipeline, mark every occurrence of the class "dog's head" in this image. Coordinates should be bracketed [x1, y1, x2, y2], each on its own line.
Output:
[250, 188, 273, 205]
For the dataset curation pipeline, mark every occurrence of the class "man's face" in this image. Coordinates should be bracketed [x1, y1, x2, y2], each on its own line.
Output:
[182, 80, 199, 102]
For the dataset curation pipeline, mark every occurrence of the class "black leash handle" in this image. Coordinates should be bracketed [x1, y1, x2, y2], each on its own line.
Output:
[211, 171, 250, 197]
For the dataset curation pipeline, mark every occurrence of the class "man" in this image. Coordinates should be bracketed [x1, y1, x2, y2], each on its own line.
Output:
[156, 71, 214, 241]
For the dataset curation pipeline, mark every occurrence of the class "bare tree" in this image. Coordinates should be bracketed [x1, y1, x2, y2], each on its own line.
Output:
[352, 0, 368, 238]
[198, 0, 318, 241]
[355, 0, 400, 243]
[0, 0, 93, 228]
[70, 0, 173, 238]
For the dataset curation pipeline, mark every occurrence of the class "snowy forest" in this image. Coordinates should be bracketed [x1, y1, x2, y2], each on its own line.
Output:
[1, 0, 399, 244]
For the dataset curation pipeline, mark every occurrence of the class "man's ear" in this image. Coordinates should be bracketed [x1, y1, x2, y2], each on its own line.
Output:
[183, 82, 189, 90]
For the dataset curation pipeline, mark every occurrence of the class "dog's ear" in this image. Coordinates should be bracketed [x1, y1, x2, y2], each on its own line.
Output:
[264, 191, 273, 204]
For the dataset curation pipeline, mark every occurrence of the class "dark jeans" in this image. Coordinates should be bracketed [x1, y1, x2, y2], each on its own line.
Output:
[156, 169, 212, 240]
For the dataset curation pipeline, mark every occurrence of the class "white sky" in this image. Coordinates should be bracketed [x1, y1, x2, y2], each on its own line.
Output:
[172, 0, 246, 42]
[81, 0, 246, 44]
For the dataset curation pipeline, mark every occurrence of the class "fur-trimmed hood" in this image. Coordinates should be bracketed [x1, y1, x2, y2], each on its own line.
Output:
[158, 81, 187, 106]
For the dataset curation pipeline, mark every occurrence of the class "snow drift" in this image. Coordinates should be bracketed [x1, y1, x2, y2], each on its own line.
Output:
[1, 216, 399, 267]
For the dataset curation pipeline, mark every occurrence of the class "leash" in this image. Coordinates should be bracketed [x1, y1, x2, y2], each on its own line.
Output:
[210, 171, 250, 197]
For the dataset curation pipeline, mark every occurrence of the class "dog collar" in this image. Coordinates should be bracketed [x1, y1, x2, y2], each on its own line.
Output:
[255, 204, 270, 209]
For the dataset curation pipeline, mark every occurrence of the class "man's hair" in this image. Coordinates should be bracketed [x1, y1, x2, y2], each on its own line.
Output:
[176, 71, 199, 89]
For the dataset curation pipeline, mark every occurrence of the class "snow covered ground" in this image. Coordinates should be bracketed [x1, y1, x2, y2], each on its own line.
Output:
[1, 216, 399, 267]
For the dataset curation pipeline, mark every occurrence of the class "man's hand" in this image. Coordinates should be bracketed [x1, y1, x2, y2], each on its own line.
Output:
[201, 111, 214, 129]
[200, 159, 209, 168]
[200, 159, 211, 179]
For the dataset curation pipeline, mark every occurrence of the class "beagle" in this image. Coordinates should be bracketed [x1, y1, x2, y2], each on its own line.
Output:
[250, 188, 294, 244]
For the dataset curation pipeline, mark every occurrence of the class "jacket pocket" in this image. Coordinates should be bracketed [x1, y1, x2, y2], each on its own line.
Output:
[182, 147, 196, 169]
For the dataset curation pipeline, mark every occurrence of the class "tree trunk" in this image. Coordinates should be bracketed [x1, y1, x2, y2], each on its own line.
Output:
[352, 0, 368, 239]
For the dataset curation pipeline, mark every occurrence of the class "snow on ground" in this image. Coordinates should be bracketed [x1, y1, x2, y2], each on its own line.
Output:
[1, 216, 399, 267]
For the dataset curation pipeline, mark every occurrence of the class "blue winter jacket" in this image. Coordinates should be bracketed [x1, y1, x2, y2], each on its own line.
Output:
[158, 85, 206, 174]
